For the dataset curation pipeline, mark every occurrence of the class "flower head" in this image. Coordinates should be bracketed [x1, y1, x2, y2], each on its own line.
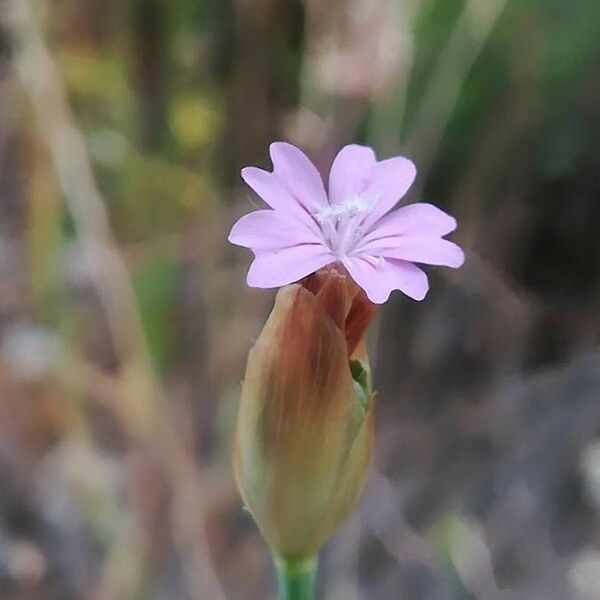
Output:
[234, 267, 375, 559]
[229, 142, 464, 303]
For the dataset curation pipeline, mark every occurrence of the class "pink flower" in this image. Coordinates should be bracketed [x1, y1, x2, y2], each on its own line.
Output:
[229, 143, 464, 303]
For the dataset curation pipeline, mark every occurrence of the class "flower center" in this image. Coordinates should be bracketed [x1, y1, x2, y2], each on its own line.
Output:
[315, 194, 374, 257]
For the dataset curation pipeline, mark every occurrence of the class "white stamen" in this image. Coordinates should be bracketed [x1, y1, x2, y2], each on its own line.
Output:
[315, 193, 378, 257]
[315, 196, 368, 223]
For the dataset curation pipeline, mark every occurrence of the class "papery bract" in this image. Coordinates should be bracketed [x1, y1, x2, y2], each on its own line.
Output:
[233, 267, 376, 560]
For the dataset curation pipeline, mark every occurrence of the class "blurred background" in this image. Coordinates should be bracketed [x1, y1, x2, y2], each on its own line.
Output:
[0, 0, 599, 598]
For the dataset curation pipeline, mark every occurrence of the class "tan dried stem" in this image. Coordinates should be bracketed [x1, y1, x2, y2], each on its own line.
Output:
[4, 1, 226, 598]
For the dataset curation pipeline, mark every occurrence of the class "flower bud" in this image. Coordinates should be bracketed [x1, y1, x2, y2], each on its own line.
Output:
[233, 266, 377, 560]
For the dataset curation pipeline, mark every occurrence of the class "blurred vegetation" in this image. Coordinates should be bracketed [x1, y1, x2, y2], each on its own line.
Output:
[0, 0, 599, 598]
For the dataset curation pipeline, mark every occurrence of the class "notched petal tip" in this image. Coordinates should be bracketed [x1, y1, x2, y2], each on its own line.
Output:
[268, 141, 313, 172]
[446, 244, 466, 268]
[227, 213, 257, 247]
[328, 144, 378, 205]
[227, 228, 242, 246]
[446, 215, 458, 234]
[269, 140, 295, 154]
[364, 287, 391, 305]
[343, 257, 431, 304]
[240, 165, 268, 180]
[338, 143, 376, 153]
[397, 156, 417, 179]
[331, 143, 377, 168]
[380, 155, 418, 187]
[268, 140, 328, 210]
[410, 283, 429, 302]
[245, 270, 271, 289]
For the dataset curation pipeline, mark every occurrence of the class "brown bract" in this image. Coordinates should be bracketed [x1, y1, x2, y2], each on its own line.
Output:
[233, 266, 377, 560]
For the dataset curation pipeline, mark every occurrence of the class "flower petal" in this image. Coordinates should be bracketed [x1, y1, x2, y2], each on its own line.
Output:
[356, 236, 465, 268]
[343, 256, 429, 303]
[247, 245, 335, 288]
[270, 142, 328, 211]
[328, 144, 376, 205]
[229, 210, 322, 250]
[361, 157, 417, 229]
[241, 167, 320, 234]
[362, 203, 457, 244]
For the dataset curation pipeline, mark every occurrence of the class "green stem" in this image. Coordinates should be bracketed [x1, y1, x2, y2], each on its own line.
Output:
[275, 556, 317, 600]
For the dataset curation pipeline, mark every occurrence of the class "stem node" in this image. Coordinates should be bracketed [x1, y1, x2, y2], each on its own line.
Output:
[275, 556, 317, 600]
